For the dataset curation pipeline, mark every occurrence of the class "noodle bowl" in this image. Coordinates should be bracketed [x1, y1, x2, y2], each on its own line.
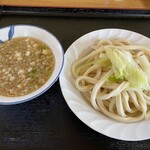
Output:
[72, 39, 150, 123]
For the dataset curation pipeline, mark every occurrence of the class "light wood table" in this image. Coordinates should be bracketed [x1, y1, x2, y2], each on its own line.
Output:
[1, 0, 150, 10]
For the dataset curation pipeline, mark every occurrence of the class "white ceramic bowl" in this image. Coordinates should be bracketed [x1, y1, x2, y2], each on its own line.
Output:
[0, 25, 64, 104]
[59, 28, 150, 141]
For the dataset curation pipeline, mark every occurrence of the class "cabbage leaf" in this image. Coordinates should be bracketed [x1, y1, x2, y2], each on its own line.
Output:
[106, 47, 149, 90]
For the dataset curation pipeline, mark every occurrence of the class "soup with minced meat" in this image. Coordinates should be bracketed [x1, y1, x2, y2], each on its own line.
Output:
[0, 37, 55, 97]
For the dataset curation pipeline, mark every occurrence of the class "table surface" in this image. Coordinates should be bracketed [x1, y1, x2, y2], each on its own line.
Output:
[1, 0, 150, 10]
[1, 13, 150, 150]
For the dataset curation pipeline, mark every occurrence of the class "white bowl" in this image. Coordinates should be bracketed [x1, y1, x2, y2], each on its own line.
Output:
[0, 25, 64, 105]
[59, 28, 150, 141]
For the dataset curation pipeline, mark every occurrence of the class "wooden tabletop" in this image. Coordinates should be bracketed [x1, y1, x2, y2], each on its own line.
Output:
[1, 0, 150, 10]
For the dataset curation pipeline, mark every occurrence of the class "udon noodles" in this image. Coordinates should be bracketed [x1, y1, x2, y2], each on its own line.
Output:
[72, 39, 150, 123]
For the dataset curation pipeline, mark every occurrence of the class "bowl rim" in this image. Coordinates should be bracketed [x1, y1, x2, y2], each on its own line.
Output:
[0, 24, 64, 105]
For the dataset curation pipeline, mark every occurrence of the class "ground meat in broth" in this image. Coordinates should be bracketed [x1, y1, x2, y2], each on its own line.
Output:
[0, 37, 55, 97]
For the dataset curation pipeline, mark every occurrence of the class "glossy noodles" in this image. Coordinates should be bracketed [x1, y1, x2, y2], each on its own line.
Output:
[72, 39, 150, 123]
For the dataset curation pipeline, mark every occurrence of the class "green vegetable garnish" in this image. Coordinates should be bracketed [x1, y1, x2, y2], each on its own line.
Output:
[106, 47, 149, 90]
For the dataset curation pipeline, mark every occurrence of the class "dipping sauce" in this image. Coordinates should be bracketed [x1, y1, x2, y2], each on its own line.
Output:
[0, 37, 55, 97]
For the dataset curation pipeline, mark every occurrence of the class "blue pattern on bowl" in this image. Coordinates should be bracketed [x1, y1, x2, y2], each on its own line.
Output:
[8, 25, 15, 40]
[0, 25, 15, 43]
[0, 39, 3, 43]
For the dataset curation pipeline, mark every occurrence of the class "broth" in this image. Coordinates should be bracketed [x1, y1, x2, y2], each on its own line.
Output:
[0, 37, 55, 97]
